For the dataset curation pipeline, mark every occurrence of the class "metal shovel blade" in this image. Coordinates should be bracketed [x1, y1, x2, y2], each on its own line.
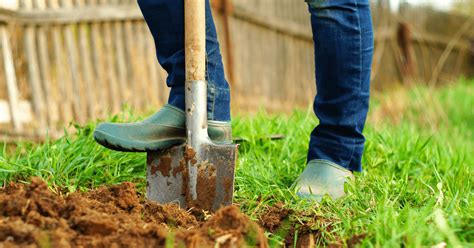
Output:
[146, 142, 237, 211]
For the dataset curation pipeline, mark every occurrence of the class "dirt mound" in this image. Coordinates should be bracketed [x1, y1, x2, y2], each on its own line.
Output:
[0, 178, 267, 247]
[258, 202, 291, 232]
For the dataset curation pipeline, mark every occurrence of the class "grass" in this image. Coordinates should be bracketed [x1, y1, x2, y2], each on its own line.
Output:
[1, 79, 473, 247]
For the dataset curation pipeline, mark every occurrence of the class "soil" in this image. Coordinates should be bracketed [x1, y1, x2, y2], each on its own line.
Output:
[0, 178, 267, 248]
[192, 162, 217, 210]
[156, 154, 172, 177]
[258, 202, 290, 232]
[180, 145, 220, 211]
[0, 178, 366, 247]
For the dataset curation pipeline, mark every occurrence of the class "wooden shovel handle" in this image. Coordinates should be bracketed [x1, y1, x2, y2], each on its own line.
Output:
[185, 0, 206, 81]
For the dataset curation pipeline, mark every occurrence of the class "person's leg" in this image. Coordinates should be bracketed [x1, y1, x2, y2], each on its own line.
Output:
[94, 0, 232, 152]
[307, 0, 373, 172]
[294, 0, 374, 200]
[137, 0, 230, 121]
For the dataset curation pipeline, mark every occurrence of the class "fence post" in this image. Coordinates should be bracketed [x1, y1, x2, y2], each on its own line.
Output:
[35, 0, 56, 127]
[77, 0, 96, 119]
[1, 26, 23, 131]
[397, 22, 415, 81]
[47, 0, 74, 125]
[471, 39, 474, 76]
[21, 0, 48, 132]
[213, 0, 235, 86]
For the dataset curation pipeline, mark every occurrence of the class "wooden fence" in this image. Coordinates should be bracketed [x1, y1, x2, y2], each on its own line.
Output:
[0, 0, 473, 140]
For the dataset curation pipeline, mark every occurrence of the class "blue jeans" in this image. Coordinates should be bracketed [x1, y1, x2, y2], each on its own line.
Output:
[306, 0, 374, 172]
[137, 0, 231, 121]
[138, 0, 374, 172]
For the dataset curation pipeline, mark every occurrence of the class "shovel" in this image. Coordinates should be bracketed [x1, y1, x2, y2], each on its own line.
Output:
[146, 0, 238, 211]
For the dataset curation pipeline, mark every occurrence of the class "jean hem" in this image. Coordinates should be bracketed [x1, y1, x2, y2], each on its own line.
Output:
[308, 159, 351, 172]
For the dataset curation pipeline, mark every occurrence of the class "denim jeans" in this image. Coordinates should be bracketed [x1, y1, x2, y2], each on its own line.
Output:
[306, 0, 374, 172]
[137, 0, 374, 172]
[137, 0, 231, 121]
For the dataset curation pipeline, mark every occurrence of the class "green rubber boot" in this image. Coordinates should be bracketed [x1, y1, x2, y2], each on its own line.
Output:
[94, 104, 232, 152]
[293, 159, 354, 201]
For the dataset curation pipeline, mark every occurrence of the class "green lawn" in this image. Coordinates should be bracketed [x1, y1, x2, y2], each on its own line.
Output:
[1, 79, 473, 247]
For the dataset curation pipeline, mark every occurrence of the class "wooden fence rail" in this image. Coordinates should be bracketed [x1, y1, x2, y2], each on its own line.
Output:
[0, 1, 473, 140]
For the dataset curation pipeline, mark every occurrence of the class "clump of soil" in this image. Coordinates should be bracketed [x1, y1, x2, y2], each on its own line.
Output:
[0, 178, 267, 247]
[258, 202, 291, 232]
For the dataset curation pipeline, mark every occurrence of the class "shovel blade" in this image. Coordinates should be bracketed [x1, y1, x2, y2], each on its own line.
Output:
[147, 143, 237, 211]
[147, 144, 187, 207]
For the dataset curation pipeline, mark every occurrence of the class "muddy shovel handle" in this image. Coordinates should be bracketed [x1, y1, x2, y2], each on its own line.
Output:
[185, 0, 206, 81]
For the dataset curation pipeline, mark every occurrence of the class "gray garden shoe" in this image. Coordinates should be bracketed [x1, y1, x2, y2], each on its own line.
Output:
[94, 104, 232, 152]
[293, 159, 354, 201]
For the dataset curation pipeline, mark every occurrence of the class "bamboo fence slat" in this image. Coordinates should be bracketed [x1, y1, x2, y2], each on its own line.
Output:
[77, 0, 96, 119]
[88, 0, 108, 117]
[34, 0, 57, 126]
[1, 26, 22, 131]
[21, 0, 48, 131]
[98, 0, 120, 113]
[142, 22, 162, 107]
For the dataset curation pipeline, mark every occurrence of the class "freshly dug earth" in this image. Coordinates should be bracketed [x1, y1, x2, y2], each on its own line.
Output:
[0, 178, 267, 247]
